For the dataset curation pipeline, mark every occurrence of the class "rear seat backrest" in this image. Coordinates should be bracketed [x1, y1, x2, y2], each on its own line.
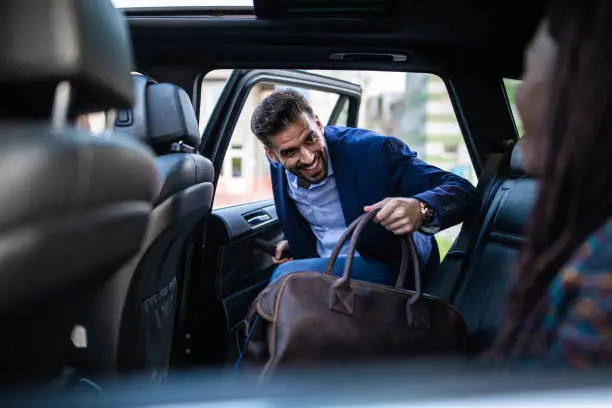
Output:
[452, 143, 538, 354]
[78, 75, 215, 379]
[0, 0, 158, 385]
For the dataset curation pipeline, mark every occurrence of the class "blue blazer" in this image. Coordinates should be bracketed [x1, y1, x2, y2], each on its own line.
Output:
[270, 126, 480, 282]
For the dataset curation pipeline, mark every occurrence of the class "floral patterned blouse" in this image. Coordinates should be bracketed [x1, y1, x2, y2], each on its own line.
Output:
[512, 220, 612, 367]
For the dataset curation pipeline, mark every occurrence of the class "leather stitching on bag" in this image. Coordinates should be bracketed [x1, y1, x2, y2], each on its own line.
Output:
[254, 284, 278, 322]
[329, 287, 354, 315]
[255, 299, 276, 322]
[406, 305, 431, 329]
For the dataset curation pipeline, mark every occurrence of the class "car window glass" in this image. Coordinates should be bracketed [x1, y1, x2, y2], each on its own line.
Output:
[200, 70, 476, 259]
[503, 78, 524, 136]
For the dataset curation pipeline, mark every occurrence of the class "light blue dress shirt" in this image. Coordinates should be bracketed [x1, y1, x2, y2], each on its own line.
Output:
[285, 154, 359, 258]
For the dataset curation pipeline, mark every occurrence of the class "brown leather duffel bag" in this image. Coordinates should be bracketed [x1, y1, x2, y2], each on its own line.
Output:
[242, 209, 467, 376]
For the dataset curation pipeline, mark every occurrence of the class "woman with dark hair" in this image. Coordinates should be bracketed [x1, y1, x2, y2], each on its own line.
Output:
[490, 0, 612, 366]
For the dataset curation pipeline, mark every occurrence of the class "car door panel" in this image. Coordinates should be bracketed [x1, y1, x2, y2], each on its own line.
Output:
[208, 200, 281, 303]
[207, 200, 278, 245]
[202, 199, 282, 362]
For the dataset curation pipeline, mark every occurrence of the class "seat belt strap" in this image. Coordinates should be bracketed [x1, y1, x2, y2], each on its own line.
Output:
[449, 152, 506, 257]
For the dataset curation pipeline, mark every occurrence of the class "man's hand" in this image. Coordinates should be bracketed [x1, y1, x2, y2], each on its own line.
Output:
[273, 240, 293, 265]
[364, 197, 424, 235]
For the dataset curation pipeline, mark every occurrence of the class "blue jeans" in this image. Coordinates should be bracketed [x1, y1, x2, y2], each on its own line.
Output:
[271, 255, 391, 285]
[235, 256, 390, 368]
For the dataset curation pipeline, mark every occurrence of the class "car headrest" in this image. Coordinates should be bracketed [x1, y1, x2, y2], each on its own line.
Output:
[0, 0, 134, 117]
[510, 141, 525, 175]
[115, 74, 158, 143]
[116, 76, 201, 152]
[148, 83, 201, 149]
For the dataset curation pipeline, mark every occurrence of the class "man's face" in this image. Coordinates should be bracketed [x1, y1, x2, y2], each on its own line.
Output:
[265, 112, 328, 185]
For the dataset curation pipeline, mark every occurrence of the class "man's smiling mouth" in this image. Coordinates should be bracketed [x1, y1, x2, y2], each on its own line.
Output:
[301, 157, 321, 175]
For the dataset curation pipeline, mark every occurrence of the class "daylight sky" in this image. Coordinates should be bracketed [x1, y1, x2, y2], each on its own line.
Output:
[112, 0, 253, 7]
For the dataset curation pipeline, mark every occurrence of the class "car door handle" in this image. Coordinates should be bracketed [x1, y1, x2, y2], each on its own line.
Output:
[244, 212, 271, 225]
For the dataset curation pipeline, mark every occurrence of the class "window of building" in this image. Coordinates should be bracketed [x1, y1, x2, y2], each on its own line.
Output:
[231, 157, 242, 178]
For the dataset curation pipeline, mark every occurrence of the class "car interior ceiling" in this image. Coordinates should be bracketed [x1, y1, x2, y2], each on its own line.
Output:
[0, 0, 552, 395]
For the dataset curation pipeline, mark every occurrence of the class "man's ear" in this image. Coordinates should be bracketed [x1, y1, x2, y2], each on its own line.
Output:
[264, 146, 280, 163]
[314, 114, 324, 132]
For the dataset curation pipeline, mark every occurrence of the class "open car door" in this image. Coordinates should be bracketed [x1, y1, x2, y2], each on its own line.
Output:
[176, 69, 361, 366]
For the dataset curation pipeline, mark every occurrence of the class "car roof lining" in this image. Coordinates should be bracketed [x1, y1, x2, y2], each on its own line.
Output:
[126, 1, 546, 79]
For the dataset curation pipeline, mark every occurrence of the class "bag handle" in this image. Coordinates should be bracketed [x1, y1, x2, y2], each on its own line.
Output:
[324, 209, 421, 305]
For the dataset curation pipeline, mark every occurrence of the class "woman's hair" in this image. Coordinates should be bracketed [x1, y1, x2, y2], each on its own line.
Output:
[491, 0, 612, 359]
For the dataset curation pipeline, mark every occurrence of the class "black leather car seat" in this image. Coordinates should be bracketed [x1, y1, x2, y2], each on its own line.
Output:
[446, 144, 538, 354]
[79, 75, 215, 379]
[0, 0, 158, 385]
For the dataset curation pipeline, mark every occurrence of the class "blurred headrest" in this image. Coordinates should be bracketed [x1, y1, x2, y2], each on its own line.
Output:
[115, 74, 157, 142]
[510, 141, 525, 174]
[115, 75, 201, 151]
[0, 0, 134, 116]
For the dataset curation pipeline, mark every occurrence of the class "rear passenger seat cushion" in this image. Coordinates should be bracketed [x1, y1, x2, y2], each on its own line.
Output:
[452, 143, 539, 354]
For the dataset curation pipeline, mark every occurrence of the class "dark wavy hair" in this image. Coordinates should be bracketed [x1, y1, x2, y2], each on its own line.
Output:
[250, 88, 314, 148]
[491, 0, 612, 360]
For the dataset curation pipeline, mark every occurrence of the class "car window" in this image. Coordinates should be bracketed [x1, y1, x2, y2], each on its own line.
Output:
[199, 70, 476, 259]
[76, 111, 107, 134]
[503, 79, 524, 136]
[411, 74, 475, 258]
[199, 70, 231, 135]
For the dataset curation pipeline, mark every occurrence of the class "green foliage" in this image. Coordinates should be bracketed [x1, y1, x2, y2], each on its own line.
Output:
[427, 92, 446, 102]
[428, 113, 457, 123]
[503, 79, 525, 136]
[504, 79, 519, 103]
[436, 235, 454, 260]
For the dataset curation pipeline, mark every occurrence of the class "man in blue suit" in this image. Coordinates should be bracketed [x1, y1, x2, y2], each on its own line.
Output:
[252, 88, 479, 286]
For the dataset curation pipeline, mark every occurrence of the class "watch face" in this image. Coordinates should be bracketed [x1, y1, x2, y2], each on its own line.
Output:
[417, 201, 438, 234]
[420, 202, 431, 217]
